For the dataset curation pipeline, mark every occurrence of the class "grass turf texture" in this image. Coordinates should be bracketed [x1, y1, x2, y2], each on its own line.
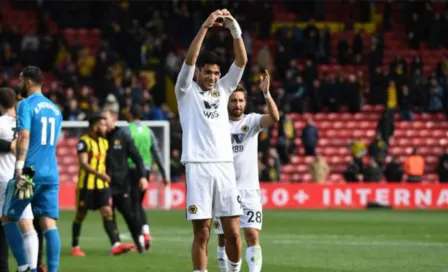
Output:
[11, 210, 448, 272]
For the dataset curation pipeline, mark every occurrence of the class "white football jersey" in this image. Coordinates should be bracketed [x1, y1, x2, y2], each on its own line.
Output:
[230, 113, 263, 189]
[0, 114, 16, 183]
[175, 62, 244, 163]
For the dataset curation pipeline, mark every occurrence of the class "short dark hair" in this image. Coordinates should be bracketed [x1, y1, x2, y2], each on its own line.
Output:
[88, 113, 105, 128]
[197, 51, 221, 69]
[130, 104, 143, 119]
[0, 87, 17, 109]
[21, 66, 43, 85]
[232, 85, 247, 100]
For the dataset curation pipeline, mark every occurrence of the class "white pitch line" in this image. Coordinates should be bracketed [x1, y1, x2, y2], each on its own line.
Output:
[63, 233, 448, 248]
[273, 239, 448, 247]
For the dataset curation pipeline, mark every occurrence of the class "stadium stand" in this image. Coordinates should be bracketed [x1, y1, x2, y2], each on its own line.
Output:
[1, 0, 447, 184]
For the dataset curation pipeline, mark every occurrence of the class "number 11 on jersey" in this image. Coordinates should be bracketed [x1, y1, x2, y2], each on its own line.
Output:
[41, 117, 56, 146]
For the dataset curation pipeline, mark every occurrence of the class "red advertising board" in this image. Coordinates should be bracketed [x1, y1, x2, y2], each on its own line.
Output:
[59, 183, 448, 210]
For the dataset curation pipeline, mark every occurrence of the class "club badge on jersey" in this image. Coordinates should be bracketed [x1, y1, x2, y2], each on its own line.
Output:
[201, 89, 221, 119]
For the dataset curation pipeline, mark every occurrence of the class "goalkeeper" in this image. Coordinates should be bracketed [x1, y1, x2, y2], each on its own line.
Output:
[124, 105, 169, 251]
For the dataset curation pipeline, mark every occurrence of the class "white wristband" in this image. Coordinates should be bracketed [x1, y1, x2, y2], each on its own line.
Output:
[264, 92, 271, 99]
[225, 19, 242, 39]
[16, 161, 24, 169]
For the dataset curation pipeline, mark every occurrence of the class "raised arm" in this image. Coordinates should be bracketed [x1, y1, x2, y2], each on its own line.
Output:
[222, 10, 248, 68]
[176, 10, 224, 92]
[218, 10, 248, 92]
[258, 70, 280, 128]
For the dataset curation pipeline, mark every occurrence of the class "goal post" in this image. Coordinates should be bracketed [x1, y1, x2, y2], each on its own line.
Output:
[60, 120, 171, 209]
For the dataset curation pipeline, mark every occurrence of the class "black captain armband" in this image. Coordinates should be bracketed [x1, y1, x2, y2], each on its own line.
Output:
[0, 139, 12, 153]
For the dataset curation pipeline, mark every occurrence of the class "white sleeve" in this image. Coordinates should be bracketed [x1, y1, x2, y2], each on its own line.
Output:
[250, 113, 264, 135]
[218, 62, 245, 94]
[175, 62, 195, 99]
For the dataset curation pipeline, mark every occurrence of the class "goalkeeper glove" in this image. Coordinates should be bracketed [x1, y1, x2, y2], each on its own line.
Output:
[15, 167, 35, 200]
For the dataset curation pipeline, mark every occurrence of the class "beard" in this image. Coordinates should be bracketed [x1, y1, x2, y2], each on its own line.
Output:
[229, 108, 243, 118]
[19, 86, 29, 98]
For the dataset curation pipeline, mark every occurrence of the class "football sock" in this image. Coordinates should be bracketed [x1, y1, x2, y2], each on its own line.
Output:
[227, 259, 242, 272]
[217, 246, 228, 272]
[23, 231, 39, 270]
[71, 220, 82, 247]
[44, 227, 60, 272]
[2, 222, 28, 267]
[102, 216, 120, 245]
[142, 224, 150, 235]
[193, 270, 208, 272]
[246, 245, 262, 272]
[138, 235, 144, 247]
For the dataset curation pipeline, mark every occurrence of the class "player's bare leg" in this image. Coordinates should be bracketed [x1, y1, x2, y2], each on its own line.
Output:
[192, 219, 211, 271]
[71, 209, 87, 256]
[220, 216, 242, 271]
[18, 219, 39, 271]
[243, 228, 262, 272]
[217, 234, 228, 272]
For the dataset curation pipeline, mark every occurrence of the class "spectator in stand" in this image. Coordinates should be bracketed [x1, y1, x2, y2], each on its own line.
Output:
[400, 85, 413, 121]
[408, 13, 422, 50]
[427, 78, 444, 113]
[64, 99, 85, 121]
[316, 27, 331, 64]
[363, 158, 383, 183]
[257, 45, 273, 72]
[404, 148, 425, 182]
[1, 43, 17, 78]
[369, 67, 387, 105]
[429, 13, 442, 49]
[337, 32, 350, 65]
[349, 137, 366, 172]
[386, 80, 398, 115]
[77, 47, 96, 85]
[385, 156, 404, 182]
[376, 110, 395, 144]
[260, 156, 280, 182]
[301, 117, 319, 156]
[321, 73, 340, 112]
[346, 74, 361, 113]
[308, 154, 329, 183]
[368, 133, 388, 168]
[277, 113, 295, 164]
[437, 148, 448, 182]
[410, 55, 424, 76]
[352, 30, 364, 65]
[343, 159, 361, 183]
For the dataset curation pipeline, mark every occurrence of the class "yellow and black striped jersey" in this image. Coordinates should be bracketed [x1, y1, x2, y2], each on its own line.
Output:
[77, 134, 109, 190]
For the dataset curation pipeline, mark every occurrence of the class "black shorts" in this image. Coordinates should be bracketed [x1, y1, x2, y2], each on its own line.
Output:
[76, 188, 111, 211]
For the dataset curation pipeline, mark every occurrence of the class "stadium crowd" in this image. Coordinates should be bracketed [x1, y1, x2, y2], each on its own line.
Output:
[1, 0, 448, 183]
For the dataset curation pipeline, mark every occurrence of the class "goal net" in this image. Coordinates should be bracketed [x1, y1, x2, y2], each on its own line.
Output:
[58, 120, 171, 210]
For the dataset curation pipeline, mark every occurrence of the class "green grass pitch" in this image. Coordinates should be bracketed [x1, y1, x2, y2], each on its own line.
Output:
[11, 210, 448, 271]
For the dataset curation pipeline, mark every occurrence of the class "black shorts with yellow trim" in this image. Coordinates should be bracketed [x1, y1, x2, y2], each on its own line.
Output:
[76, 187, 111, 211]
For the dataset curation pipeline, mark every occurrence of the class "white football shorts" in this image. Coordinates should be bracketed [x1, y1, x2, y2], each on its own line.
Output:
[185, 162, 242, 220]
[0, 181, 33, 220]
[214, 189, 262, 234]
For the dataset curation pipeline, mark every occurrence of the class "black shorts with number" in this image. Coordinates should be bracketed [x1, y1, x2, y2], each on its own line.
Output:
[76, 188, 111, 211]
